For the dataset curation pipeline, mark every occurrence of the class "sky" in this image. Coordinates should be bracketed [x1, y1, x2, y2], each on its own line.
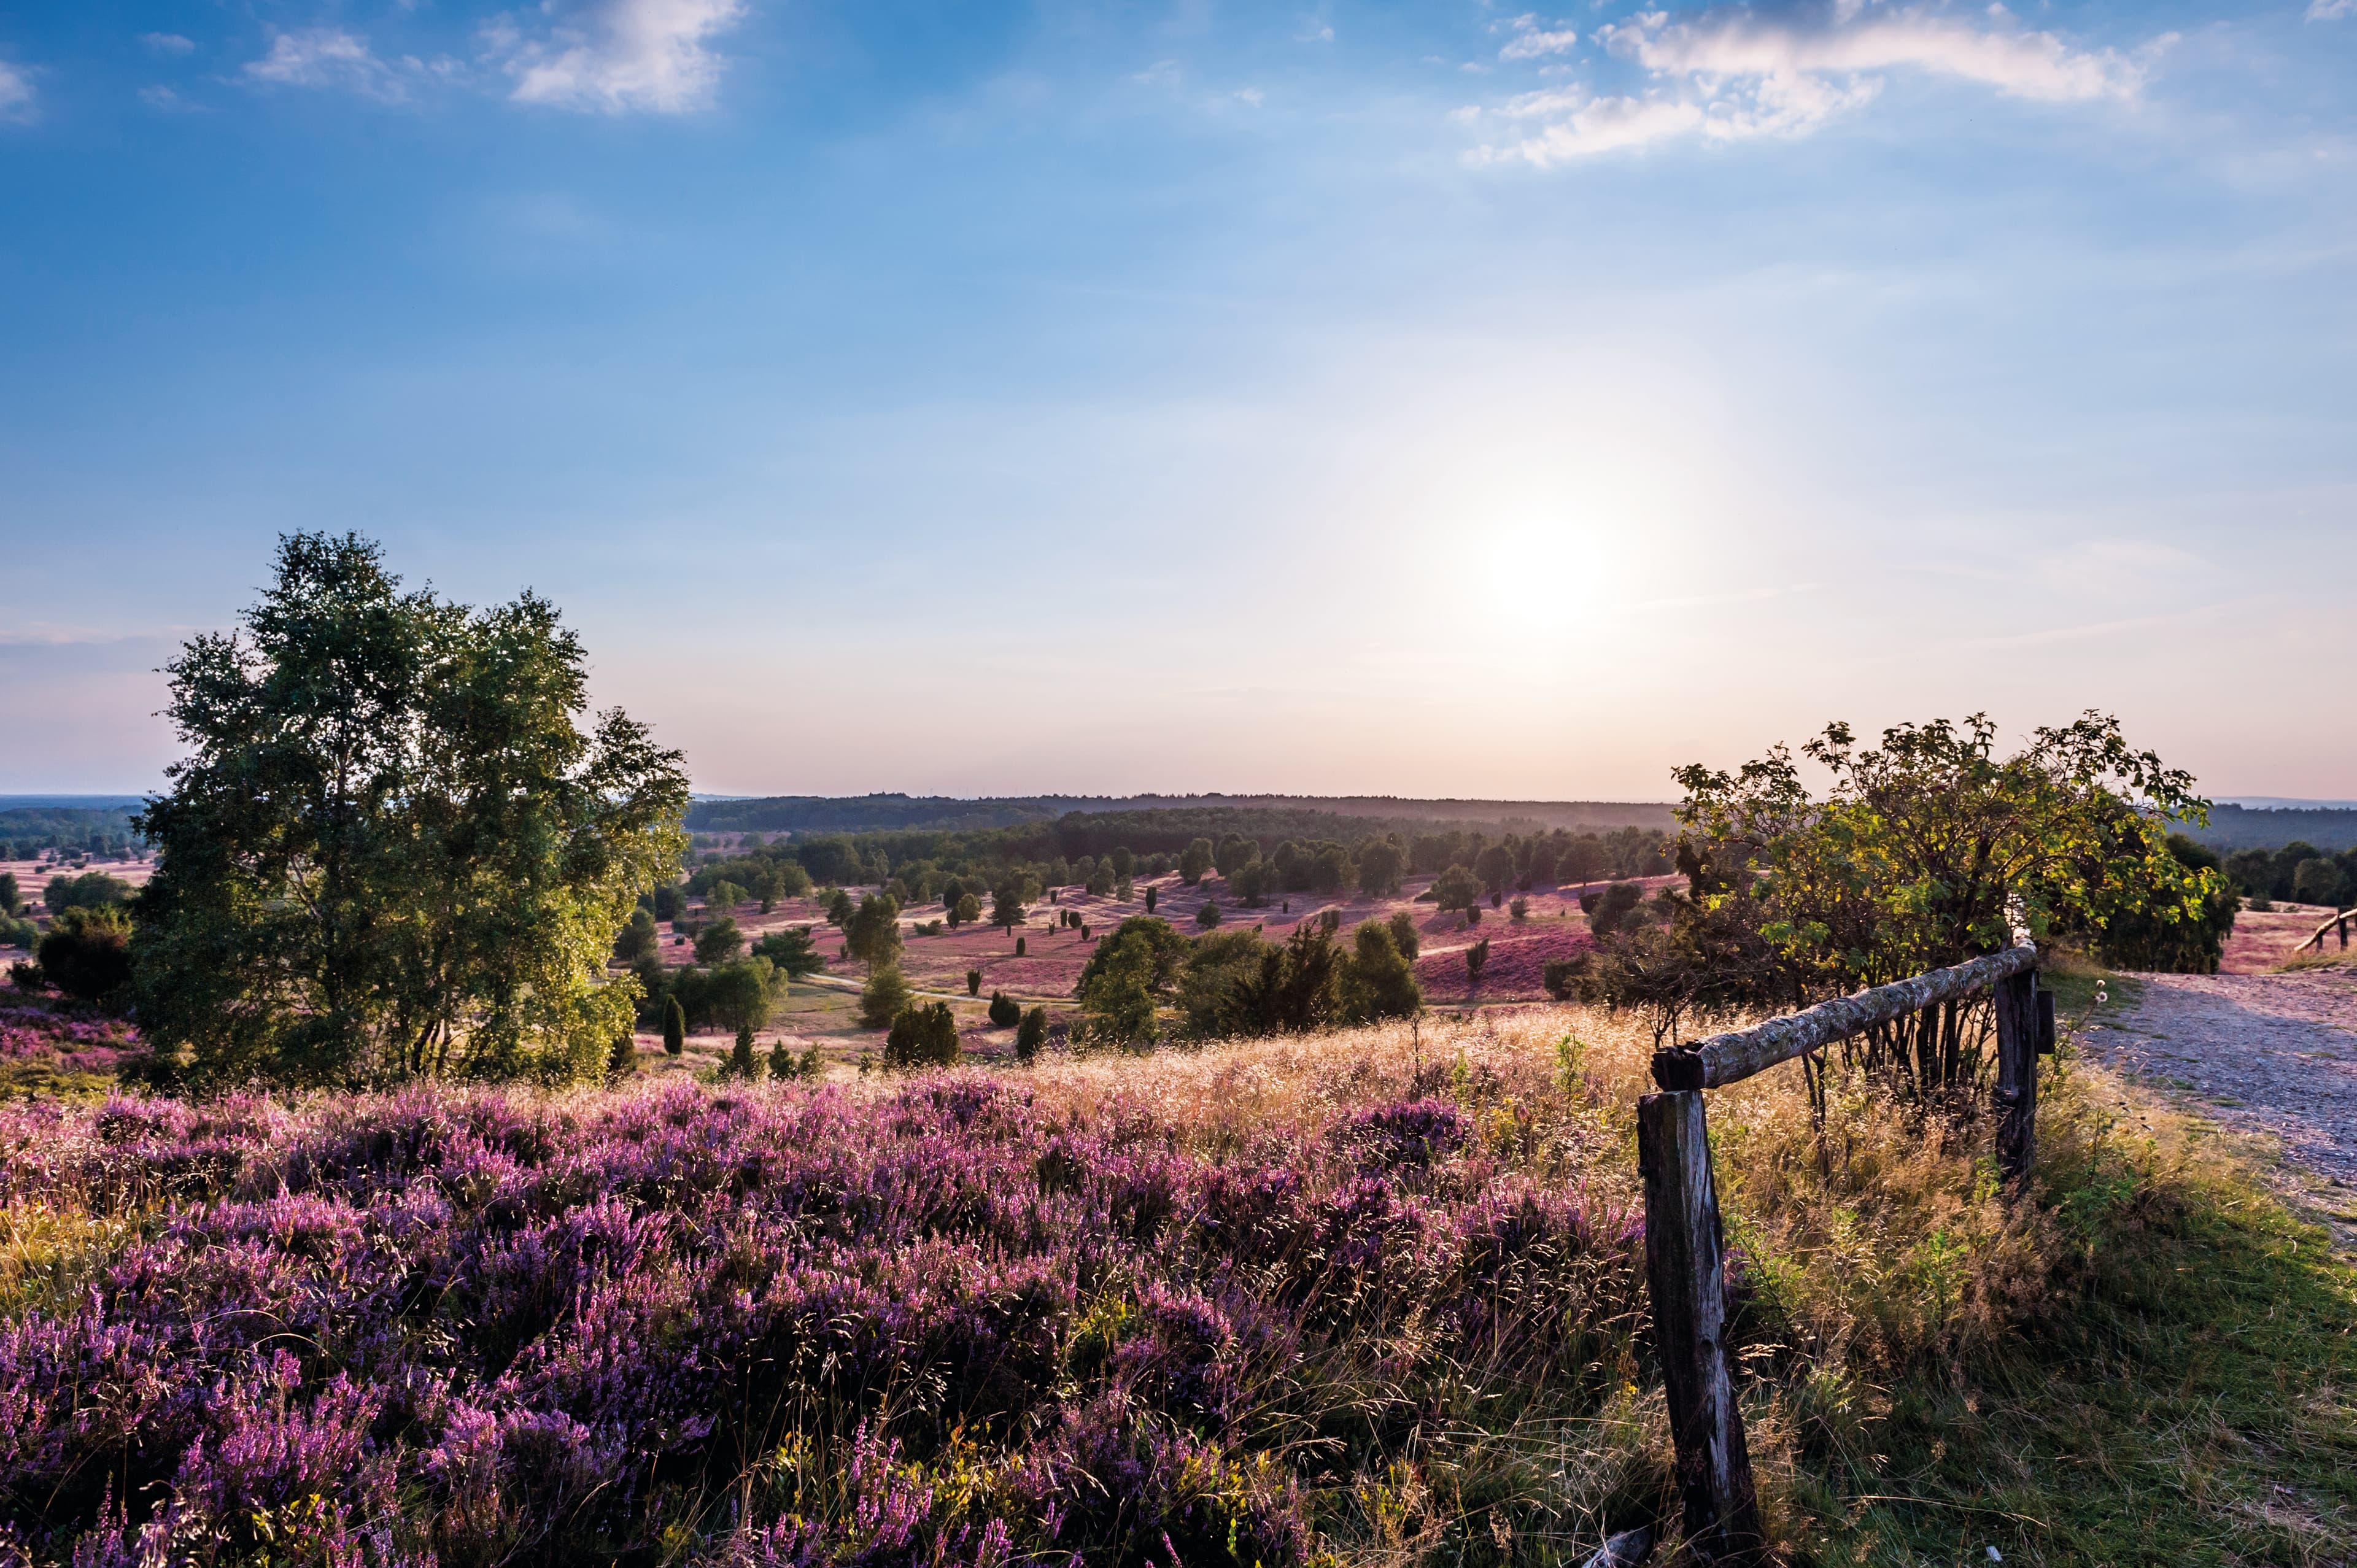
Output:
[1, 0, 2351, 802]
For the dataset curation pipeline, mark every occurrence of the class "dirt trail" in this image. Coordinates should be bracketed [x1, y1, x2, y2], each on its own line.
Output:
[2078, 968, 2357, 1215]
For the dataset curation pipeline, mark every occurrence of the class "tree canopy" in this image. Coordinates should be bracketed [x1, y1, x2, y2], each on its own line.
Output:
[131, 532, 689, 1087]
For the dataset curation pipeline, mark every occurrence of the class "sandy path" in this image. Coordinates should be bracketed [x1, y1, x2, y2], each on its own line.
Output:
[2078, 970, 2357, 1195]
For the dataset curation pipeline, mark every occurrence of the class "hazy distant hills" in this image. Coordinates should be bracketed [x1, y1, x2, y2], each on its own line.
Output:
[685, 793, 1681, 838]
[2178, 803, 2357, 853]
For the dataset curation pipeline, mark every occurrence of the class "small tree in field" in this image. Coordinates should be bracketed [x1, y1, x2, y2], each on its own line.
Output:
[1196, 901, 1222, 930]
[663, 995, 686, 1056]
[1431, 864, 1482, 914]
[1179, 839, 1213, 886]
[988, 990, 1021, 1028]
[883, 1002, 961, 1068]
[1387, 910, 1420, 960]
[857, 964, 911, 1030]
[1465, 937, 1490, 982]
[1144, 884, 1158, 913]
[767, 1037, 795, 1080]
[991, 881, 1028, 932]
[953, 892, 982, 927]
[606, 1029, 637, 1080]
[966, 968, 982, 995]
[1015, 1006, 1047, 1063]
[1015, 935, 1027, 956]
[724, 1023, 757, 1079]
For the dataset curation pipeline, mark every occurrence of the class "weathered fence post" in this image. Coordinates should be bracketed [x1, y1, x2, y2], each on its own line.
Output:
[1993, 969, 2039, 1184]
[1636, 1091, 1764, 1564]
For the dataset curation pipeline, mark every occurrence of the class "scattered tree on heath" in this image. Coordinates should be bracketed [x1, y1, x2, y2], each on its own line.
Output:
[131, 532, 690, 1088]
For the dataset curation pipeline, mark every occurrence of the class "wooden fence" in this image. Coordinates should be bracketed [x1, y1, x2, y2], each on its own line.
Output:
[2293, 906, 2354, 956]
[1629, 933, 2051, 1564]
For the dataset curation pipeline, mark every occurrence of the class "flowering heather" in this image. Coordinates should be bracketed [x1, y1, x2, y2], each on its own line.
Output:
[0, 1027, 1653, 1567]
[0, 1005, 138, 1076]
[1416, 927, 1596, 1005]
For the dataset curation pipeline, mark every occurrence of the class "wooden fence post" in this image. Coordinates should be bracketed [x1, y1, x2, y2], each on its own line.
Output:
[1636, 1091, 1764, 1563]
[1993, 969, 2039, 1184]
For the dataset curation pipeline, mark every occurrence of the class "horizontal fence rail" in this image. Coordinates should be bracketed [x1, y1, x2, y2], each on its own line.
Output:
[1649, 938, 2038, 1091]
[2295, 906, 2353, 955]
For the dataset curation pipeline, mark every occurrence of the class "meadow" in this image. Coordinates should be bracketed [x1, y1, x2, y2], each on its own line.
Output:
[3, 1002, 2348, 1567]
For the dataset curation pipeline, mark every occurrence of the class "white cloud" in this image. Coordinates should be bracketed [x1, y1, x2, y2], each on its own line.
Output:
[244, 29, 421, 102]
[493, 0, 747, 114]
[1474, 1, 2142, 164]
[2308, 0, 2356, 19]
[0, 58, 35, 123]
[1603, 4, 2140, 104]
[1500, 25, 1582, 61]
[139, 84, 203, 112]
[139, 33, 196, 56]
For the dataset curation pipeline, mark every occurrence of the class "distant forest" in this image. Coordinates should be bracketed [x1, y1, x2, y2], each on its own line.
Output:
[2177, 803, 2357, 854]
[686, 792, 1680, 838]
[0, 803, 145, 859]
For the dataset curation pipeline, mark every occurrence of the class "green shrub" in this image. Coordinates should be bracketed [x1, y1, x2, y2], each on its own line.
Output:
[857, 964, 911, 1030]
[1014, 1006, 1047, 1063]
[1387, 910, 1420, 961]
[36, 907, 133, 1005]
[1196, 901, 1221, 930]
[606, 1029, 637, 1080]
[662, 995, 686, 1056]
[883, 1001, 960, 1068]
[1465, 936, 1490, 982]
[988, 991, 1021, 1029]
[966, 968, 982, 996]
[694, 917, 745, 965]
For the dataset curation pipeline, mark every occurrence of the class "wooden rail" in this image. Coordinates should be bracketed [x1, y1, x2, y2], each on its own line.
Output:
[2293, 906, 2354, 955]
[1631, 936, 2046, 1565]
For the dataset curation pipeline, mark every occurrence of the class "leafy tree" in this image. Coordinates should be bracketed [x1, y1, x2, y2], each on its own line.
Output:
[131, 533, 689, 1087]
[1073, 916, 1189, 998]
[694, 916, 745, 965]
[1339, 921, 1421, 1024]
[1310, 844, 1353, 894]
[883, 1001, 961, 1068]
[613, 908, 660, 964]
[857, 963, 911, 1030]
[2096, 834, 2240, 973]
[990, 880, 1028, 932]
[1179, 838, 1214, 886]
[1014, 1006, 1047, 1063]
[1196, 900, 1222, 930]
[663, 995, 686, 1056]
[753, 926, 824, 979]
[2293, 857, 2347, 908]
[709, 958, 775, 1035]
[36, 906, 134, 1004]
[1076, 929, 1161, 1048]
[1229, 860, 1271, 907]
[704, 879, 748, 915]
[1522, 840, 1558, 890]
[1431, 865, 1482, 913]
[1355, 840, 1404, 897]
[826, 888, 855, 925]
[43, 870, 131, 915]
[1387, 910, 1420, 961]
[651, 884, 686, 923]
[1214, 833, 1260, 879]
[1474, 844, 1517, 895]
[844, 894, 904, 967]
[1109, 846, 1136, 878]
[946, 891, 977, 927]
[1085, 860, 1115, 897]
[1584, 882, 1644, 937]
[1556, 836, 1610, 891]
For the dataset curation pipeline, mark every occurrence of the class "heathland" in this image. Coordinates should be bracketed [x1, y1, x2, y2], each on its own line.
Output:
[4, 535, 2353, 1567]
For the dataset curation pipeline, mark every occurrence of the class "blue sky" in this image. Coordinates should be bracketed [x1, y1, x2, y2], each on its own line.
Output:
[2, 1, 2351, 800]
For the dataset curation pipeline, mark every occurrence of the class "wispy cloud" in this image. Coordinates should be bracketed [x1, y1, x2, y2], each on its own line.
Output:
[1474, 2, 2150, 166]
[139, 33, 196, 56]
[0, 57, 36, 123]
[243, 29, 439, 104]
[489, 0, 748, 114]
[2307, 0, 2356, 21]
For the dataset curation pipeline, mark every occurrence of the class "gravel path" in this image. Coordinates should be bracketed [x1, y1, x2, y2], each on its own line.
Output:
[2078, 968, 2357, 1194]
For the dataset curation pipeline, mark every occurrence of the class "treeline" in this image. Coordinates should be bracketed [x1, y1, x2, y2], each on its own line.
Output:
[2176, 803, 2357, 854]
[665, 810, 1670, 908]
[0, 805, 145, 862]
[2221, 840, 2357, 910]
[683, 792, 1678, 838]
